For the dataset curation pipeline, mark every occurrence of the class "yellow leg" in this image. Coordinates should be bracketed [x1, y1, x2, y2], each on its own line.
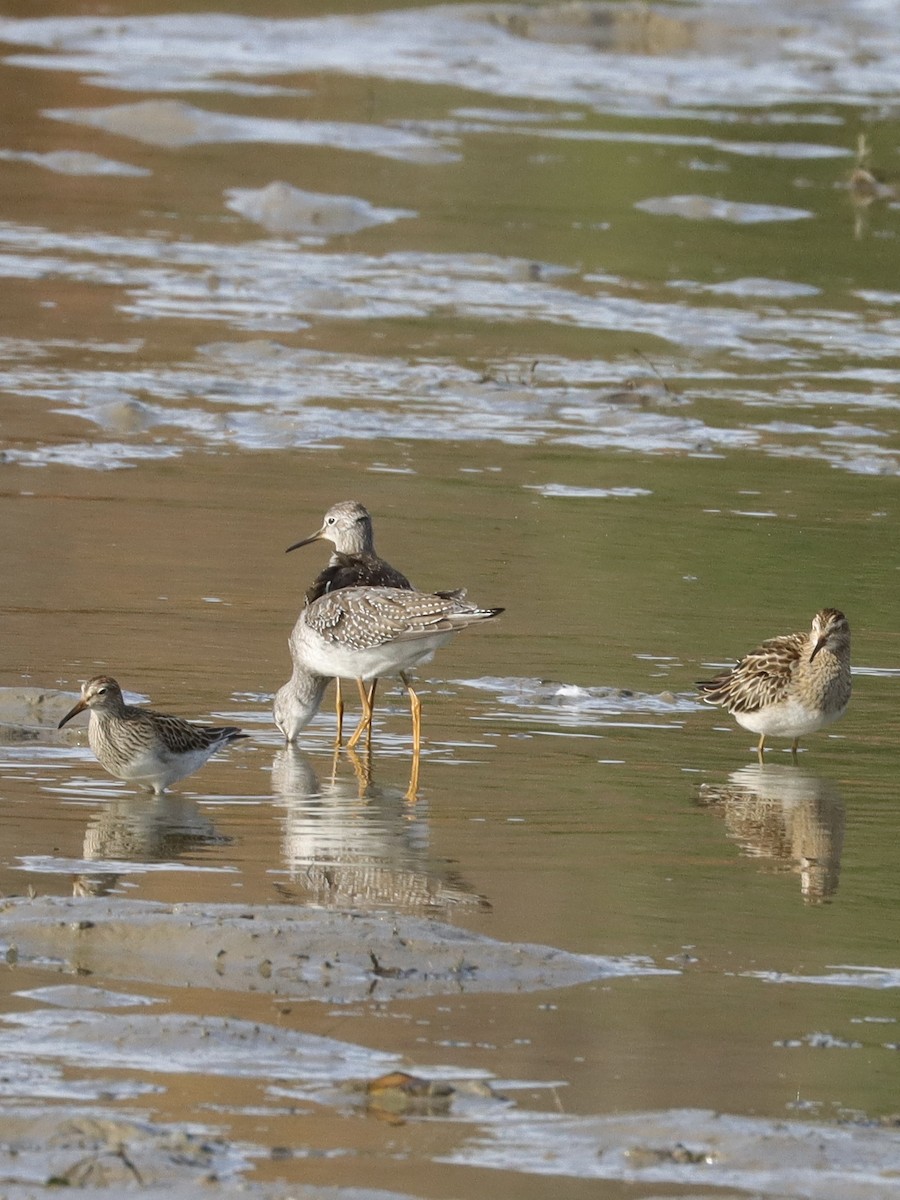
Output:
[405, 742, 421, 803]
[334, 678, 344, 747]
[362, 679, 377, 749]
[345, 743, 372, 795]
[400, 673, 421, 802]
[756, 733, 766, 763]
[400, 672, 422, 757]
[790, 738, 799, 758]
[347, 677, 375, 750]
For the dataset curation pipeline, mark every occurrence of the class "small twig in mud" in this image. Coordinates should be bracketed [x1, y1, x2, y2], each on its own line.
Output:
[630, 349, 677, 398]
[479, 360, 540, 386]
[369, 950, 413, 979]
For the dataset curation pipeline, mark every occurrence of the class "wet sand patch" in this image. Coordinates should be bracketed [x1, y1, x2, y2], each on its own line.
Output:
[0, 1102, 418, 1198]
[0, 895, 673, 1001]
[442, 1106, 900, 1195]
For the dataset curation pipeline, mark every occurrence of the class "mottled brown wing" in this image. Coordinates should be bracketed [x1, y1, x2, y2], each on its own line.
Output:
[151, 712, 245, 754]
[697, 632, 806, 713]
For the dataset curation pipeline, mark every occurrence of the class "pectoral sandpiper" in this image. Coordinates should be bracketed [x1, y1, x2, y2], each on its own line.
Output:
[285, 500, 414, 741]
[58, 676, 247, 792]
[696, 608, 851, 760]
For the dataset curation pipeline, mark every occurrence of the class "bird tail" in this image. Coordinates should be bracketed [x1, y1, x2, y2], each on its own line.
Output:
[464, 605, 504, 620]
[695, 677, 726, 705]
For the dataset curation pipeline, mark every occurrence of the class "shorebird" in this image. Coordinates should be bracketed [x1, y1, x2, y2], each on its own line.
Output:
[696, 608, 851, 760]
[287, 500, 413, 596]
[285, 500, 414, 742]
[697, 764, 844, 903]
[274, 586, 502, 792]
[273, 669, 330, 744]
[58, 676, 247, 793]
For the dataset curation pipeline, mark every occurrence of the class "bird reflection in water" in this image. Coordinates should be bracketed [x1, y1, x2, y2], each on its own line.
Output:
[697, 764, 844, 904]
[73, 793, 229, 897]
[270, 746, 489, 915]
[847, 134, 898, 240]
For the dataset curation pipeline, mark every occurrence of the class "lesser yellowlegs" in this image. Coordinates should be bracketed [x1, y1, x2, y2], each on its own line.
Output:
[276, 586, 502, 791]
[287, 500, 413, 595]
[273, 669, 329, 744]
[697, 608, 851, 760]
[58, 675, 246, 792]
[286, 500, 413, 741]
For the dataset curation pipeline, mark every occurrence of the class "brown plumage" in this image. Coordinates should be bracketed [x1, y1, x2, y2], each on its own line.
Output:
[697, 608, 851, 759]
[305, 551, 411, 604]
[58, 675, 246, 793]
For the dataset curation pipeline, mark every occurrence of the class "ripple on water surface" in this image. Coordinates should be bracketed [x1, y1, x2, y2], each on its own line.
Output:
[2, 3, 900, 113]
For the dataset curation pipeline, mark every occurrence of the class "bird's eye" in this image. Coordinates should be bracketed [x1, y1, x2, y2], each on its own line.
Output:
[326, 516, 336, 525]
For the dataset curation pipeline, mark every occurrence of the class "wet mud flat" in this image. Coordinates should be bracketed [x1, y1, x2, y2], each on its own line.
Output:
[1, 1104, 900, 1200]
[2, 895, 900, 1196]
[0, 894, 663, 1001]
[0, 0, 899, 1192]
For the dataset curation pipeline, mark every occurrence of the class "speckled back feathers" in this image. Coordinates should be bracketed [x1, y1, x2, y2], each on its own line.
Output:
[303, 587, 504, 652]
[696, 609, 851, 717]
[59, 675, 246, 790]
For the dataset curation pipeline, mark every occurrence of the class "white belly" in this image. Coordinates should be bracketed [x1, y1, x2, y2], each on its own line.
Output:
[734, 697, 847, 739]
[293, 623, 453, 681]
[90, 724, 207, 790]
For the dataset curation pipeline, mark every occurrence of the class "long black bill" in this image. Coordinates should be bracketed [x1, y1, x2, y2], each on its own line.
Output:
[810, 636, 827, 661]
[58, 698, 88, 729]
[285, 528, 324, 554]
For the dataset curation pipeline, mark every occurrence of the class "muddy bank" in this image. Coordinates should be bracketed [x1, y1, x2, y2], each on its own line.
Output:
[0, 895, 673, 1001]
[2, 987, 899, 1198]
[0, 687, 83, 744]
[2, 1089, 898, 1198]
[0, 1102, 415, 1198]
[1, 1000, 506, 1118]
[0, 1108, 244, 1192]
[0, 1188, 412, 1200]
[444, 1107, 900, 1197]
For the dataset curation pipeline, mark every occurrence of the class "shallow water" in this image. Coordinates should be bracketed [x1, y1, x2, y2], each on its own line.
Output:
[1, 1, 899, 1196]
